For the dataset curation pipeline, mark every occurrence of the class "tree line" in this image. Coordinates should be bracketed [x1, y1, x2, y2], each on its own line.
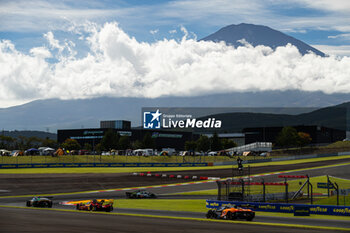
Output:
[0, 135, 57, 150]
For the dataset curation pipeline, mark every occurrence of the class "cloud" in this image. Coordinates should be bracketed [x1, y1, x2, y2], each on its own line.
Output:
[0, 22, 350, 108]
[312, 45, 350, 57]
[328, 33, 350, 40]
[150, 29, 159, 35]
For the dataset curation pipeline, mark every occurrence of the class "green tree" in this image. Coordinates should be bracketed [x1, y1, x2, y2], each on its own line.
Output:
[297, 132, 312, 147]
[61, 138, 81, 150]
[119, 136, 131, 150]
[221, 138, 237, 149]
[131, 140, 143, 150]
[210, 132, 222, 151]
[83, 143, 92, 151]
[142, 132, 155, 149]
[275, 126, 299, 148]
[185, 140, 197, 151]
[0, 135, 15, 150]
[41, 137, 58, 148]
[196, 135, 210, 152]
[100, 129, 119, 150]
[25, 136, 42, 148]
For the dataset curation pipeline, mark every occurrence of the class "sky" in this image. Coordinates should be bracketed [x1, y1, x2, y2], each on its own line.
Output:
[0, 0, 350, 108]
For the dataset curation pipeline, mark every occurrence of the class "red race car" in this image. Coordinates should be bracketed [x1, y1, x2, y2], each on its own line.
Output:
[76, 199, 113, 212]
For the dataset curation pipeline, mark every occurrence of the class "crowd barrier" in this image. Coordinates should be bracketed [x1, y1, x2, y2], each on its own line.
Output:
[213, 151, 350, 166]
[0, 162, 209, 169]
[206, 200, 350, 216]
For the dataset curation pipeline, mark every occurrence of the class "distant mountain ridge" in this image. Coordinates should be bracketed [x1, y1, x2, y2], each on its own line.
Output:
[0, 91, 350, 132]
[201, 23, 325, 56]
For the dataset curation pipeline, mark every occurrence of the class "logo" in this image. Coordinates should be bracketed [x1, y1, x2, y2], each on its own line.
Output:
[143, 109, 162, 129]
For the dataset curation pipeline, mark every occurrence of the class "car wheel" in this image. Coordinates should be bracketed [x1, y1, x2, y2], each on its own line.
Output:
[48, 202, 52, 208]
[76, 204, 80, 210]
[226, 212, 232, 220]
[26, 201, 31, 207]
[231, 212, 237, 220]
[206, 210, 212, 219]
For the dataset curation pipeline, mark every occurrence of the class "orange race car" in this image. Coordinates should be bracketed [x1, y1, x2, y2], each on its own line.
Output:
[206, 205, 255, 221]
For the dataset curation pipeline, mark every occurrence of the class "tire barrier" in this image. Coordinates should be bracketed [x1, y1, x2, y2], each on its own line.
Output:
[132, 172, 219, 180]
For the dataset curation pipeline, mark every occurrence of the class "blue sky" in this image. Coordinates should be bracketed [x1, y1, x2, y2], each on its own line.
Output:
[1, 0, 350, 56]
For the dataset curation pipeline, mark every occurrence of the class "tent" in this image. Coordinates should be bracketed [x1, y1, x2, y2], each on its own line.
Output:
[0, 149, 11, 156]
[25, 148, 40, 155]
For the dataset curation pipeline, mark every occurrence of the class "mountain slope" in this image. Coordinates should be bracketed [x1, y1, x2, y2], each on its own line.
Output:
[1, 91, 350, 131]
[201, 23, 325, 56]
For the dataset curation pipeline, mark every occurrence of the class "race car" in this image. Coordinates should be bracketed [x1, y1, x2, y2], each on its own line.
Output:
[125, 190, 157, 199]
[76, 199, 113, 212]
[26, 197, 53, 208]
[206, 205, 255, 221]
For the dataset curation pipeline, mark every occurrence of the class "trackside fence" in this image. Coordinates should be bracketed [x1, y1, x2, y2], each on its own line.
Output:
[206, 200, 350, 216]
[0, 162, 209, 169]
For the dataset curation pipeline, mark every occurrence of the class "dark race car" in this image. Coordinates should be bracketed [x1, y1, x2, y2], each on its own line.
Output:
[76, 199, 113, 212]
[26, 197, 53, 208]
[206, 205, 255, 221]
[125, 190, 157, 199]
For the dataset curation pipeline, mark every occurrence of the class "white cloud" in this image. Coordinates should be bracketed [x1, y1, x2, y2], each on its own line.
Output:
[312, 45, 350, 57]
[0, 22, 350, 108]
[328, 33, 350, 40]
[150, 29, 159, 35]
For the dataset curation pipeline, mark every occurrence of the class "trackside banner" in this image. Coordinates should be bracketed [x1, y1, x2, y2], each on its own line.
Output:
[206, 200, 350, 216]
[0, 163, 209, 169]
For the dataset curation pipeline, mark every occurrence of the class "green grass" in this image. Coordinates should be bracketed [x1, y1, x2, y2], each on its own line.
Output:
[115, 199, 208, 212]
[0, 155, 263, 164]
[113, 199, 350, 221]
[314, 195, 350, 206]
[323, 141, 350, 149]
[0, 155, 349, 174]
[171, 175, 350, 202]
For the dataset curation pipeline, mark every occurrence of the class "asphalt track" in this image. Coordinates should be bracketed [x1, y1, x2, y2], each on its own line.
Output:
[1, 157, 350, 232]
[1, 207, 343, 233]
[1, 157, 350, 196]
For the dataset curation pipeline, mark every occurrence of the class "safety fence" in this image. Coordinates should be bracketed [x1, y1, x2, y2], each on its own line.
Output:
[0, 162, 209, 169]
[206, 200, 350, 216]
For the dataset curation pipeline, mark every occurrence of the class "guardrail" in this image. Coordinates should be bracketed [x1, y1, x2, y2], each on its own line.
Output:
[0, 162, 209, 169]
[228, 142, 273, 153]
[206, 200, 350, 216]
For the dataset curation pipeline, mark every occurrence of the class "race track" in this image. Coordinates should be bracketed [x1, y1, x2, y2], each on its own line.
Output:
[1, 157, 350, 232]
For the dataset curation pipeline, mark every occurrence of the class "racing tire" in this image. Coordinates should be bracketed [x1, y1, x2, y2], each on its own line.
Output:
[48, 202, 52, 208]
[246, 213, 254, 221]
[76, 204, 80, 210]
[226, 212, 237, 220]
[206, 210, 216, 219]
[26, 201, 31, 207]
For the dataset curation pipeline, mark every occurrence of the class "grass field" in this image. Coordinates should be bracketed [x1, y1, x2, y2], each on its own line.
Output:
[0, 154, 263, 164]
[171, 175, 350, 205]
[113, 199, 350, 220]
[1, 155, 349, 174]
